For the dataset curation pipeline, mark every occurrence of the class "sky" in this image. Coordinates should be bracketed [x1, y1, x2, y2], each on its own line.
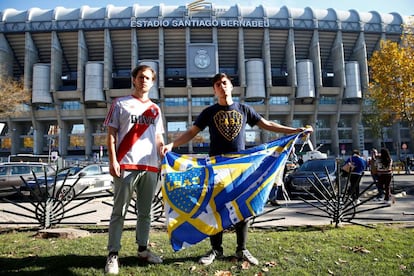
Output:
[0, 0, 413, 16]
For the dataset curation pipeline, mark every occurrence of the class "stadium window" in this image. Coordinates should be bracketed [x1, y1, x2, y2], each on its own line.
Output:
[167, 121, 187, 132]
[269, 96, 289, 105]
[61, 101, 81, 110]
[319, 96, 336, 104]
[191, 97, 214, 106]
[35, 103, 55, 110]
[165, 97, 187, 107]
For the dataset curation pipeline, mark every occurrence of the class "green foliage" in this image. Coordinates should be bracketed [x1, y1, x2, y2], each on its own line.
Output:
[363, 99, 392, 141]
[0, 225, 413, 275]
[367, 23, 414, 127]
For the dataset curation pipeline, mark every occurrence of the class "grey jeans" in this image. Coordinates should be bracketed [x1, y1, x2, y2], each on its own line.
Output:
[107, 170, 158, 252]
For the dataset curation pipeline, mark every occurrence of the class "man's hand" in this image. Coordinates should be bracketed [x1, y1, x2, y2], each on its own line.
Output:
[109, 161, 121, 177]
[304, 125, 314, 133]
[161, 143, 173, 157]
[296, 125, 313, 133]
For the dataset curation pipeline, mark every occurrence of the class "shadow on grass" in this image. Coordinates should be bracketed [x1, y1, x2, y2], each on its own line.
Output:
[0, 254, 206, 275]
[0, 255, 104, 275]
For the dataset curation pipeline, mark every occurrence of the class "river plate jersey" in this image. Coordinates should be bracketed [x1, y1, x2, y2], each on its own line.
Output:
[194, 102, 262, 156]
[104, 95, 164, 172]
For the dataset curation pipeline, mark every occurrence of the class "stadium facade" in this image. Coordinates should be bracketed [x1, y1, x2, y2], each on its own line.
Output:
[0, 2, 411, 159]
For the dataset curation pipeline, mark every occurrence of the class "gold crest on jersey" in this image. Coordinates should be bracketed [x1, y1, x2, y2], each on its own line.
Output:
[213, 110, 242, 141]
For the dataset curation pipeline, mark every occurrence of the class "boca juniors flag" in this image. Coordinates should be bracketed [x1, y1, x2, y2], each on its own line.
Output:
[161, 132, 308, 251]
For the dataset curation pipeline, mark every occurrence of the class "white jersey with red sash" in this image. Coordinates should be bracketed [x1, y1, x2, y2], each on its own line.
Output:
[104, 95, 164, 172]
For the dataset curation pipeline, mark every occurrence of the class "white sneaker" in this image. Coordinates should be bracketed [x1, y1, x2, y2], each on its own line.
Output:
[199, 249, 224, 265]
[236, 249, 259, 265]
[137, 249, 163, 264]
[105, 254, 119, 274]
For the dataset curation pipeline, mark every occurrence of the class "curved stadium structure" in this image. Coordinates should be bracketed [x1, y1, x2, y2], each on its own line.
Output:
[0, 3, 411, 159]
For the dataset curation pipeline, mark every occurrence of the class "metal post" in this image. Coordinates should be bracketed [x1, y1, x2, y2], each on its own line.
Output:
[45, 198, 52, 228]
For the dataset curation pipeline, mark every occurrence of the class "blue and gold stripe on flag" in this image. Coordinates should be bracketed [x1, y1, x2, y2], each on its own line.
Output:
[161, 132, 307, 251]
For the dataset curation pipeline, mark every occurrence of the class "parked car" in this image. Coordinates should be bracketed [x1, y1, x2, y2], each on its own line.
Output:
[0, 162, 56, 198]
[284, 158, 338, 198]
[21, 163, 113, 200]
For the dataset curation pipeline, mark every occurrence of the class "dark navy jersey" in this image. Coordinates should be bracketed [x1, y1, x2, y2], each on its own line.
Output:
[194, 102, 262, 156]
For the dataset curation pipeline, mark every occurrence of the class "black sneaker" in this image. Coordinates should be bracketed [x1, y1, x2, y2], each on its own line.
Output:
[137, 249, 163, 264]
[199, 249, 224, 265]
[269, 199, 280, 206]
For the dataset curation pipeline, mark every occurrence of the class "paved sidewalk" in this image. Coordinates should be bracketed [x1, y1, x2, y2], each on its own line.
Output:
[251, 173, 414, 228]
[0, 174, 413, 229]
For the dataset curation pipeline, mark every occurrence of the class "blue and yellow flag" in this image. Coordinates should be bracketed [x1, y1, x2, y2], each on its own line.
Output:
[161, 132, 307, 251]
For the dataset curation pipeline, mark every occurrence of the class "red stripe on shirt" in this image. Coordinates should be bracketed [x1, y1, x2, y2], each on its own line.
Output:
[117, 104, 159, 162]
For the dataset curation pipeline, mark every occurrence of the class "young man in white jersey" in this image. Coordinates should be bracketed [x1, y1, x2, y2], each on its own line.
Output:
[104, 65, 165, 274]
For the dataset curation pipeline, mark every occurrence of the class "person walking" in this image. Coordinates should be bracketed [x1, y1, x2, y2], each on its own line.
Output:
[376, 148, 393, 204]
[162, 72, 312, 266]
[370, 148, 384, 201]
[345, 150, 367, 203]
[369, 148, 379, 183]
[405, 156, 411, 175]
[104, 65, 165, 274]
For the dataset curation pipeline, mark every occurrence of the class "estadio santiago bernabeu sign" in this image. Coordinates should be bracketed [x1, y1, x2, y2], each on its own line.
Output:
[130, 0, 270, 29]
[130, 18, 270, 28]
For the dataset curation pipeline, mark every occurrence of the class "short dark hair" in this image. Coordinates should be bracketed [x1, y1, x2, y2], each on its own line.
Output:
[131, 65, 156, 81]
[212, 73, 230, 85]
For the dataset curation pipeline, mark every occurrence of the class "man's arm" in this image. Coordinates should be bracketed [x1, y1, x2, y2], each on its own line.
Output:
[256, 118, 313, 134]
[156, 133, 165, 157]
[161, 125, 201, 155]
[107, 126, 120, 177]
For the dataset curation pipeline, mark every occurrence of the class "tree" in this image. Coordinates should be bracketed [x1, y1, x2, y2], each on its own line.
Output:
[367, 24, 414, 124]
[366, 23, 414, 148]
[0, 74, 31, 119]
[362, 100, 392, 148]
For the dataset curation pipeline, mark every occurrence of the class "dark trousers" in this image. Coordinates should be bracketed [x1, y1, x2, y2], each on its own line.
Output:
[376, 181, 384, 198]
[210, 220, 248, 253]
[349, 173, 363, 200]
[378, 174, 392, 201]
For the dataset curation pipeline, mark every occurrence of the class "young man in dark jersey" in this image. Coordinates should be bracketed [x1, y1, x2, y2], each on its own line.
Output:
[162, 72, 312, 266]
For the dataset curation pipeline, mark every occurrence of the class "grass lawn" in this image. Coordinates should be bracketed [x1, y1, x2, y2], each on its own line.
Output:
[0, 223, 413, 275]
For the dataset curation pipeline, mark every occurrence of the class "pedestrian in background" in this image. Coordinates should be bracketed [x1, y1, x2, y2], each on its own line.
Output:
[405, 156, 411, 175]
[376, 148, 393, 204]
[369, 148, 379, 183]
[345, 149, 367, 203]
[370, 148, 384, 201]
